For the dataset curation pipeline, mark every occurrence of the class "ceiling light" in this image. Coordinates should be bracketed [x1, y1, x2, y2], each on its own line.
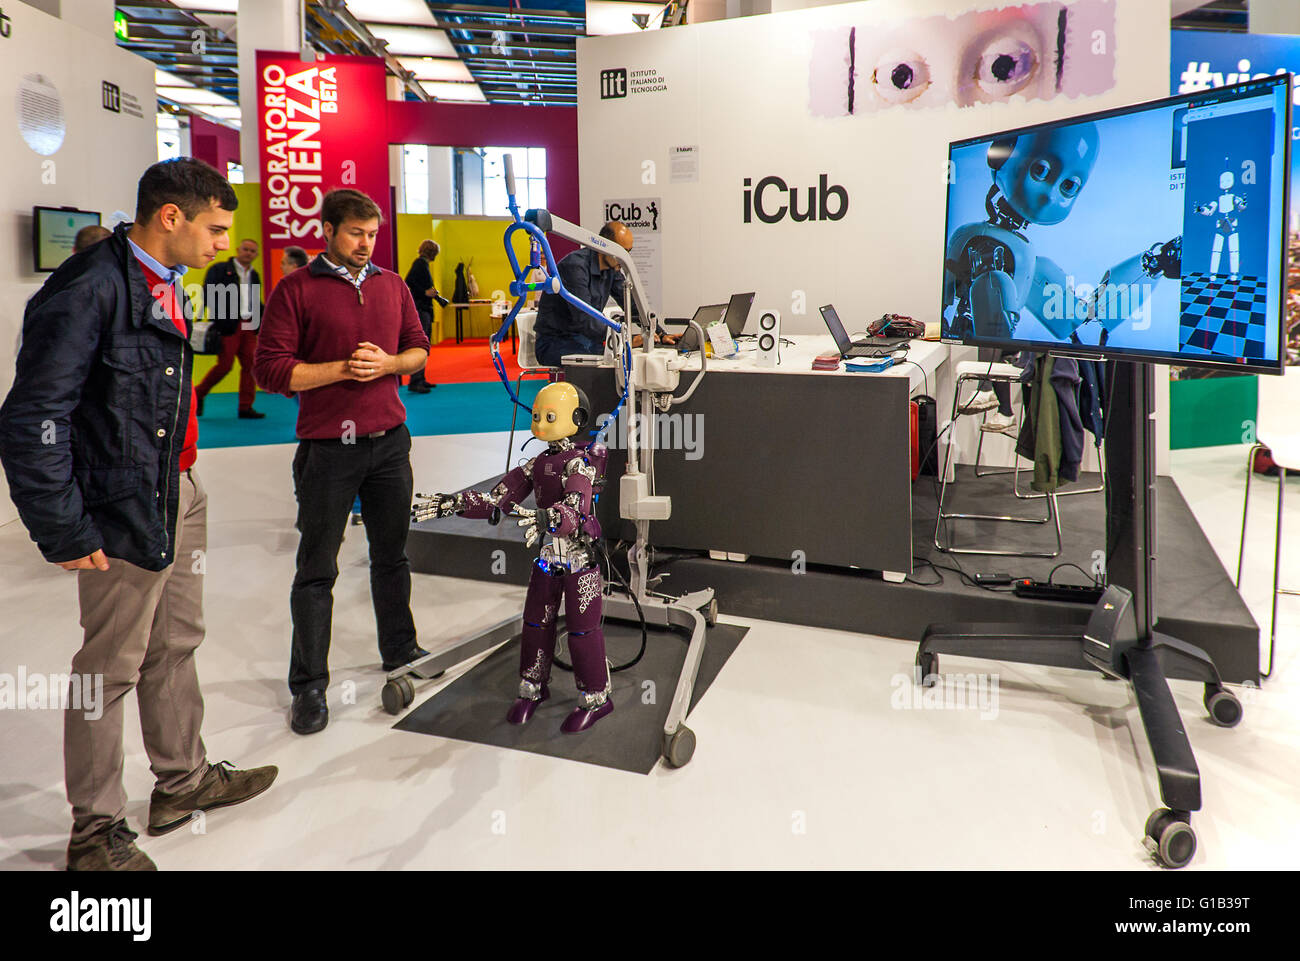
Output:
[419, 81, 486, 103]
[343, 0, 438, 27]
[170, 0, 239, 13]
[368, 24, 457, 58]
[397, 57, 475, 83]
[587, 1, 667, 36]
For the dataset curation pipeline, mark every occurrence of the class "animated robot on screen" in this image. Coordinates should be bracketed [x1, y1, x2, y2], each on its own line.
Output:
[943, 122, 1183, 343]
[406, 156, 716, 767]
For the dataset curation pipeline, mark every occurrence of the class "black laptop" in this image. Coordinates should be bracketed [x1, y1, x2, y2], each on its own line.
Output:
[674, 303, 728, 352]
[819, 304, 910, 358]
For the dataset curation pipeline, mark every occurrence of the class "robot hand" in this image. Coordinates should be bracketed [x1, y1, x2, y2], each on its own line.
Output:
[1194, 202, 1216, 216]
[411, 491, 461, 522]
[1140, 237, 1182, 280]
[511, 506, 558, 547]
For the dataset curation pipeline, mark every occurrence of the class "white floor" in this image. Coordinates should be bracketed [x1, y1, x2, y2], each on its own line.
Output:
[0, 436, 1296, 870]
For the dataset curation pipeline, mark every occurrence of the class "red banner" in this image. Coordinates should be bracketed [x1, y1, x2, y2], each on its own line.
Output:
[255, 52, 392, 289]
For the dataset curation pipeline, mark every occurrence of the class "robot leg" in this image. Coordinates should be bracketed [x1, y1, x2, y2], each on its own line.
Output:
[559, 566, 613, 734]
[507, 561, 565, 725]
[1210, 233, 1224, 276]
[1229, 231, 1240, 280]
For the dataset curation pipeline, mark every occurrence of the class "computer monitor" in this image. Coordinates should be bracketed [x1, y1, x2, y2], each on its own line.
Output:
[940, 74, 1291, 374]
[818, 304, 854, 354]
[33, 206, 102, 272]
[722, 291, 755, 335]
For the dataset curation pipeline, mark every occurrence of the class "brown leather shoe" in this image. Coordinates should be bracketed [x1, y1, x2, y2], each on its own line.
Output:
[147, 760, 278, 836]
[67, 820, 157, 871]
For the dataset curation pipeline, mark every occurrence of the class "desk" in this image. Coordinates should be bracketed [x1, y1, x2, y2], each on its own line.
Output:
[564, 335, 950, 574]
[446, 302, 494, 343]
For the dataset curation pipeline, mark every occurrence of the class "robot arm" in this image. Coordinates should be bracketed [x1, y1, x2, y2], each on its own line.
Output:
[412, 460, 535, 522]
[512, 454, 597, 546]
[1194, 201, 1218, 216]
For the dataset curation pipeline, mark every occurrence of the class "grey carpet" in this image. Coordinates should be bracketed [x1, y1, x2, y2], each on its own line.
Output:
[394, 620, 747, 774]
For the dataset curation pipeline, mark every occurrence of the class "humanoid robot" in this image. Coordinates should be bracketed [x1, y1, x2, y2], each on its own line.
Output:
[1193, 167, 1247, 280]
[943, 123, 1182, 344]
[412, 382, 614, 734]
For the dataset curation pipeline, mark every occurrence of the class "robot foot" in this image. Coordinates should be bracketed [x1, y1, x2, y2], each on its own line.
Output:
[560, 699, 613, 734]
[506, 683, 549, 725]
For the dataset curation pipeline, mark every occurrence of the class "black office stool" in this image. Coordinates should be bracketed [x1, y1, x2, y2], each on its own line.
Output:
[935, 360, 1061, 557]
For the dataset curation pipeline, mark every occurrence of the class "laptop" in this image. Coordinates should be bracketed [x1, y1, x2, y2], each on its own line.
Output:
[819, 304, 910, 358]
[721, 291, 755, 335]
[674, 303, 728, 352]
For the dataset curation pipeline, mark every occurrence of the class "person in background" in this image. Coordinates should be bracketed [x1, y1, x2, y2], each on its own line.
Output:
[195, 238, 264, 419]
[403, 239, 449, 394]
[0, 158, 278, 871]
[281, 245, 309, 276]
[73, 224, 112, 255]
[254, 188, 431, 736]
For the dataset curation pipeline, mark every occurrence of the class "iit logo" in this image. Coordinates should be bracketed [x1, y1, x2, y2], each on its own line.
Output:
[600, 69, 627, 100]
[102, 81, 121, 113]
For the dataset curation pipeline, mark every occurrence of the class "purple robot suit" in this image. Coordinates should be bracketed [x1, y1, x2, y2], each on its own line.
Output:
[435, 438, 613, 733]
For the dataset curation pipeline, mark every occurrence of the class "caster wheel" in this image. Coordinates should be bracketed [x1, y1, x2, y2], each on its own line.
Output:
[381, 680, 404, 716]
[1204, 685, 1242, 728]
[705, 598, 718, 629]
[1144, 808, 1196, 869]
[663, 726, 696, 768]
[916, 652, 938, 688]
[397, 675, 415, 708]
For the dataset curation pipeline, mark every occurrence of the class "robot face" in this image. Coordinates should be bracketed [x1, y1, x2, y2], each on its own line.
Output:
[994, 123, 1100, 226]
[1220, 170, 1235, 190]
[531, 382, 585, 443]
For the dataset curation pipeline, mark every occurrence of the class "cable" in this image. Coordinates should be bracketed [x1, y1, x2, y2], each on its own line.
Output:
[1047, 561, 1101, 587]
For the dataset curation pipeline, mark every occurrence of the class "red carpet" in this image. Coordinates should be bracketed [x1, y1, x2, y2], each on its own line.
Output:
[423, 337, 523, 384]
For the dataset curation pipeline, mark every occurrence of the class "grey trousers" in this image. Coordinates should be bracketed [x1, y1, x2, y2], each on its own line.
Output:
[66, 468, 209, 841]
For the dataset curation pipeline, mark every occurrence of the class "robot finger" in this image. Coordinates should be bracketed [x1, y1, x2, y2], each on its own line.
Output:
[524, 526, 540, 548]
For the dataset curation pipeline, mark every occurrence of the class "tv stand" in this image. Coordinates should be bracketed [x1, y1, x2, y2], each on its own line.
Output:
[915, 361, 1243, 868]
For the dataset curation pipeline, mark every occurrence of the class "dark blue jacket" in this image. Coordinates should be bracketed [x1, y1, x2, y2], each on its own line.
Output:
[0, 224, 196, 571]
[535, 247, 637, 344]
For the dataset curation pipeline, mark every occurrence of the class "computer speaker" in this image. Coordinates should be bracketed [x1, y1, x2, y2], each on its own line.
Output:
[756, 309, 780, 367]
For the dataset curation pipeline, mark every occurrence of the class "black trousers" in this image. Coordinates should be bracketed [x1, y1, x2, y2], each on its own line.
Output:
[410, 309, 433, 388]
[288, 425, 417, 694]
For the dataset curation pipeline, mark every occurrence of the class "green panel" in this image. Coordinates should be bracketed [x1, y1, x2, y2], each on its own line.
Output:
[1170, 374, 1258, 449]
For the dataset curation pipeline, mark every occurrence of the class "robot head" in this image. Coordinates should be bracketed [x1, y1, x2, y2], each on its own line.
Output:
[988, 122, 1100, 226]
[1220, 170, 1235, 190]
[531, 382, 590, 443]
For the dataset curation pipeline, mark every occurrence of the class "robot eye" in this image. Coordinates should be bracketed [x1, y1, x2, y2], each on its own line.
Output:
[1059, 177, 1082, 198]
[546, 412, 557, 423]
[871, 51, 931, 105]
[1030, 159, 1052, 182]
[975, 37, 1037, 98]
[532, 411, 540, 422]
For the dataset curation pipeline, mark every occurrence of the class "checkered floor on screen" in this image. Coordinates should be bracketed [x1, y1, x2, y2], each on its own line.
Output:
[1179, 273, 1269, 359]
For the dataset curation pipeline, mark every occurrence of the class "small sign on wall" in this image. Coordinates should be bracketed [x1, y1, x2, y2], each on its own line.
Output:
[670, 144, 699, 184]
[603, 196, 663, 318]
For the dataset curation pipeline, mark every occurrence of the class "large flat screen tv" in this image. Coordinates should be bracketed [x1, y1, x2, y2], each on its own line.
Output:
[33, 206, 102, 272]
[940, 74, 1291, 374]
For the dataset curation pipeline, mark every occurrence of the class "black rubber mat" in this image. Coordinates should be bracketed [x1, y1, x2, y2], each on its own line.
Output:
[393, 620, 747, 774]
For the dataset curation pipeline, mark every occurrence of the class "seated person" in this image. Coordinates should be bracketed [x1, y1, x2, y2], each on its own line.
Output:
[533, 221, 675, 366]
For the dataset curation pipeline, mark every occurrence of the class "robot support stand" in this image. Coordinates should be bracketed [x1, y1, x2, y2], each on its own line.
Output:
[915, 361, 1242, 868]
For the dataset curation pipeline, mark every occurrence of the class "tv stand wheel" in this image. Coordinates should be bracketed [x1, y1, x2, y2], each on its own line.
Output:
[705, 598, 718, 628]
[663, 725, 696, 768]
[1144, 808, 1196, 869]
[916, 652, 938, 688]
[1204, 685, 1242, 728]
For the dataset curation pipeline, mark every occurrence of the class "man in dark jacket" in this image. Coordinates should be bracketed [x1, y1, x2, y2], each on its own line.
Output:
[195, 238, 264, 418]
[254, 188, 431, 736]
[0, 158, 278, 871]
[534, 221, 671, 365]
[403, 239, 449, 393]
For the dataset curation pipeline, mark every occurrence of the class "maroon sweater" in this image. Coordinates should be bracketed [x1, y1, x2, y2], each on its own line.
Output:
[254, 256, 430, 440]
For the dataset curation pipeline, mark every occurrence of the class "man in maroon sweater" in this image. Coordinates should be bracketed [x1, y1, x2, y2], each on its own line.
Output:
[254, 189, 430, 734]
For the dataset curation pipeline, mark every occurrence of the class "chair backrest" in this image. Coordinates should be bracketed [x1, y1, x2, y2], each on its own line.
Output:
[1256, 366, 1300, 450]
[516, 309, 543, 370]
